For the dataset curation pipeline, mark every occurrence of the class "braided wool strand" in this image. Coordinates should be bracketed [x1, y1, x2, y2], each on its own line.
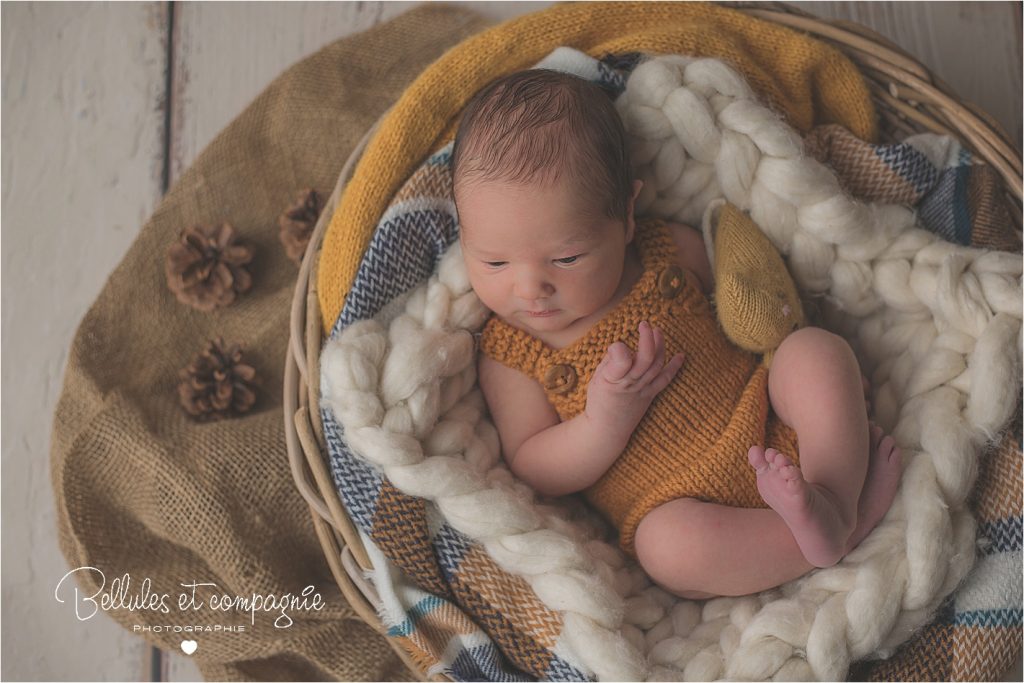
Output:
[321, 55, 1022, 681]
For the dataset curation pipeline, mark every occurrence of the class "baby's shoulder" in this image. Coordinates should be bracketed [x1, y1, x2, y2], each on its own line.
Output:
[477, 352, 547, 404]
[664, 221, 713, 295]
[477, 352, 560, 451]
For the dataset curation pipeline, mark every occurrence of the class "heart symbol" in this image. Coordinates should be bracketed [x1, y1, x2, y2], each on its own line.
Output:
[181, 640, 198, 655]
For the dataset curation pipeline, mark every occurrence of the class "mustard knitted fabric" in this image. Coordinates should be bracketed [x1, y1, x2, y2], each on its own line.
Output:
[479, 218, 799, 555]
[316, 1, 878, 331]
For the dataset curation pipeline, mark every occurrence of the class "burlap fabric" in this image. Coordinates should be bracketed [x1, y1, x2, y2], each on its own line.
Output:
[50, 5, 491, 680]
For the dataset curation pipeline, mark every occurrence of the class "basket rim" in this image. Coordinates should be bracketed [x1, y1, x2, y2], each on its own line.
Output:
[283, 3, 1023, 679]
[283, 117, 382, 557]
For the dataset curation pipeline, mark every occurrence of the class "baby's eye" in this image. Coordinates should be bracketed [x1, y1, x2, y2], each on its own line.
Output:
[484, 260, 507, 268]
[554, 254, 582, 265]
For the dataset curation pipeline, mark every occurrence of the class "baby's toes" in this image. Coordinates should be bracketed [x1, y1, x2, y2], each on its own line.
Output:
[879, 435, 901, 463]
[782, 466, 802, 484]
[748, 445, 769, 471]
[765, 448, 792, 469]
[870, 423, 883, 448]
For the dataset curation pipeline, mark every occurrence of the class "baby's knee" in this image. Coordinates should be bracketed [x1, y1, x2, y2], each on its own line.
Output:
[634, 500, 716, 596]
[773, 326, 859, 385]
[779, 326, 850, 360]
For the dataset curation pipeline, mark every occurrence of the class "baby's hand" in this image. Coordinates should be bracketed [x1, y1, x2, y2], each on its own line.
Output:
[584, 321, 685, 439]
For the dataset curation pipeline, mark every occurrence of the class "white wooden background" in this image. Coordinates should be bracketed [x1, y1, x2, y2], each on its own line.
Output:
[2, 2, 1020, 681]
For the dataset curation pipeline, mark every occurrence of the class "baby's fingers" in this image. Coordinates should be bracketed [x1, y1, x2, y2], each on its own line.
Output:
[644, 352, 685, 397]
[600, 342, 634, 382]
[635, 326, 667, 386]
[629, 321, 658, 379]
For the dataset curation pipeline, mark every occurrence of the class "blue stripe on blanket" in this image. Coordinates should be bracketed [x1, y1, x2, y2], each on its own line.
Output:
[330, 208, 459, 339]
[953, 608, 1024, 628]
[543, 657, 593, 682]
[951, 155, 973, 245]
[387, 594, 445, 637]
[430, 147, 452, 166]
[322, 407, 381, 527]
[918, 149, 974, 246]
[434, 523, 474, 569]
[874, 142, 939, 195]
[978, 517, 1023, 554]
[451, 645, 534, 682]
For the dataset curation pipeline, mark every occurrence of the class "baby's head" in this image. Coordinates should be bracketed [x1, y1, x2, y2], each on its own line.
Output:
[452, 69, 642, 334]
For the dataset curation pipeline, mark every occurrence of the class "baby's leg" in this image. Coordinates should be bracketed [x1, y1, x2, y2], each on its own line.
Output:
[635, 427, 902, 597]
[635, 498, 813, 597]
[755, 326, 899, 567]
[846, 423, 902, 551]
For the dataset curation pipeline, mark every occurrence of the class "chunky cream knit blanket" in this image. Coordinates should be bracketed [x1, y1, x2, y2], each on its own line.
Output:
[322, 54, 1022, 680]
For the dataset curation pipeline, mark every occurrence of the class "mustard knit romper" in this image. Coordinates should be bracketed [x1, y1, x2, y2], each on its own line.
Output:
[479, 217, 800, 556]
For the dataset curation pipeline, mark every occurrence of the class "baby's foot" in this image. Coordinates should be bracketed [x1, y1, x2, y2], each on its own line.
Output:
[844, 424, 903, 553]
[747, 446, 851, 568]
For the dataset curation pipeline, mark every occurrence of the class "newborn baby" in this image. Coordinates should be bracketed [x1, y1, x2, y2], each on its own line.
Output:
[451, 68, 902, 598]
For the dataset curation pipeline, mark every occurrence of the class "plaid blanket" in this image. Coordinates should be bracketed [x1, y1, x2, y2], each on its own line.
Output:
[321, 50, 1022, 681]
[805, 124, 1021, 253]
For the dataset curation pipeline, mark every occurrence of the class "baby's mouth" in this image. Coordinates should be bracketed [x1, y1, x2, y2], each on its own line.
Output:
[524, 309, 559, 318]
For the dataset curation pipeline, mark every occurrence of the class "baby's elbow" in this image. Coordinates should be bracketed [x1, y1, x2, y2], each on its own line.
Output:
[507, 450, 582, 497]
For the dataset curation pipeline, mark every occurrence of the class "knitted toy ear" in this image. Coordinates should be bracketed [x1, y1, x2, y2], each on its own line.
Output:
[704, 200, 805, 358]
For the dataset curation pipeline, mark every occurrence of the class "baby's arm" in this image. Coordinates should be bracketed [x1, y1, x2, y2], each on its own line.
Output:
[480, 322, 684, 496]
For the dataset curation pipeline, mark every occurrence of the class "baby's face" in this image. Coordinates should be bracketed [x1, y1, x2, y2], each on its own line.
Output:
[458, 177, 633, 337]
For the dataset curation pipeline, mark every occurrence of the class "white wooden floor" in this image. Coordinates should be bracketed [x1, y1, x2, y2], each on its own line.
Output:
[2, 2, 1020, 681]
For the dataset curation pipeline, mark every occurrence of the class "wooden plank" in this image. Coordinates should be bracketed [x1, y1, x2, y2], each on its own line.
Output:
[168, 1, 386, 180]
[167, 0, 1021, 180]
[167, 1, 556, 180]
[801, 1, 1022, 147]
[0, 2, 169, 681]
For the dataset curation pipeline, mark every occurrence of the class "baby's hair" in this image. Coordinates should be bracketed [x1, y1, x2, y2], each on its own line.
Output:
[450, 69, 634, 223]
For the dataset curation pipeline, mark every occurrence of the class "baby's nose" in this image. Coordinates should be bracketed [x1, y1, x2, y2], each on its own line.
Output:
[513, 271, 552, 300]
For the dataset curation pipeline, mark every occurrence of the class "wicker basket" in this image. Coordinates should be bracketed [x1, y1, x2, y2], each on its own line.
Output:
[283, 3, 1022, 680]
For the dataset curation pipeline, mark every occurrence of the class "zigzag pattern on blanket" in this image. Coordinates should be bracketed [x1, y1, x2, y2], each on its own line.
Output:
[331, 151, 459, 337]
[803, 124, 1020, 252]
[322, 49, 1022, 682]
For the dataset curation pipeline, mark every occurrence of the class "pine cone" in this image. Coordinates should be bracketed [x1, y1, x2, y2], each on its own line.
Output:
[278, 189, 322, 264]
[178, 337, 258, 421]
[165, 223, 254, 312]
